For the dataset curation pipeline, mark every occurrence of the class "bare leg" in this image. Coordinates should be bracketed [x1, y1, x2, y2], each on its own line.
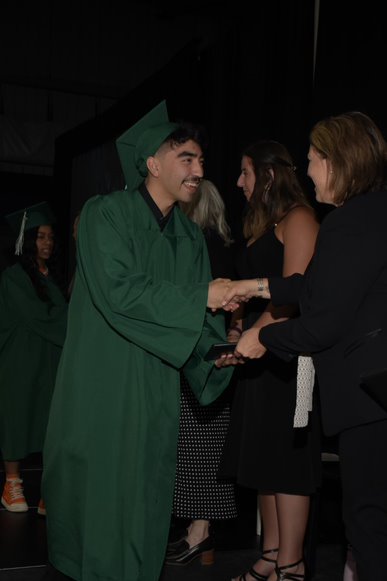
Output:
[343, 545, 358, 581]
[233, 494, 279, 581]
[186, 519, 210, 547]
[259, 494, 280, 554]
[4, 460, 20, 477]
[267, 493, 309, 581]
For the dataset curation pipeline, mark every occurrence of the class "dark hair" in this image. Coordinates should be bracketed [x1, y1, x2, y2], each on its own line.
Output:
[241, 140, 311, 239]
[18, 226, 65, 305]
[310, 111, 387, 205]
[166, 122, 209, 152]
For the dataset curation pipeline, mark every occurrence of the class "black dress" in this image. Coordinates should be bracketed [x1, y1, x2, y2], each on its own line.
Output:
[218, 228, 321, 495]
[172, 228, 238, 519]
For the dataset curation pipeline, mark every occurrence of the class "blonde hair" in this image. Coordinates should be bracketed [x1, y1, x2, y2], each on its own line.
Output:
[180, 179, 233, 246]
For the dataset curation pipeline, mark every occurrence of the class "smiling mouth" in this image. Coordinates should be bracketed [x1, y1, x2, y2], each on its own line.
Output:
[183, 179, 201, 190]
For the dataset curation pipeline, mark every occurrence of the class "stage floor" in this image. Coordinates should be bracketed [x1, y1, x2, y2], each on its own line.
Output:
[0, 454, 346, 581]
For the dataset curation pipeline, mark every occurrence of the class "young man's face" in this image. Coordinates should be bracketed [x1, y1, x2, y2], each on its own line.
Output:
[152, 139, 204, 204]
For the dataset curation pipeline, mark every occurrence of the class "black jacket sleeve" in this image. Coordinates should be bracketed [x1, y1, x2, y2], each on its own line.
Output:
[260, 200, 387, 361]
[269, 273, 304, 306]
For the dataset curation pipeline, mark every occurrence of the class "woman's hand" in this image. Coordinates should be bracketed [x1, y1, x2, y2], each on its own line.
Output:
[234, 327, 267, 359]
[222, 278, 270, 311]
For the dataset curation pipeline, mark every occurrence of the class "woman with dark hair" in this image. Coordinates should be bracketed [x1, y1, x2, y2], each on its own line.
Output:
[219, 141, 321, 581]
[0, 202, 67, 514]
[223, 112, 387, 581]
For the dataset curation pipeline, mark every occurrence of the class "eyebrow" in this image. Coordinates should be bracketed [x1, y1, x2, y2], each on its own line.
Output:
[176, 150, 203, 160]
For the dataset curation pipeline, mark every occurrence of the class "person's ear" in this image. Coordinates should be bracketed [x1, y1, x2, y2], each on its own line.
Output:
[147, 156, 160, 177]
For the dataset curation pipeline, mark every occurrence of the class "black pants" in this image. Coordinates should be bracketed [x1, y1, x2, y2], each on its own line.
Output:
[339, 419, 387, 581]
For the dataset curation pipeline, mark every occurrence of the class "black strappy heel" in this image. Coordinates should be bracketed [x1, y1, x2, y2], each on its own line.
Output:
[232, 548, 279, 581]
[274, 558, 305, 580]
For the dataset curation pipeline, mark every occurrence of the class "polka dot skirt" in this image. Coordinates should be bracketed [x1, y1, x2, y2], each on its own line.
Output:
[172, 374, 237, 520]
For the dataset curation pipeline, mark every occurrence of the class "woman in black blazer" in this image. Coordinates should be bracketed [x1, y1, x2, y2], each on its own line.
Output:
[222, 111, 387, 581]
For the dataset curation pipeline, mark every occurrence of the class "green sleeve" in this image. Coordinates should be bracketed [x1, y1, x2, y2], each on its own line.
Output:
[183, 309, 235, 405]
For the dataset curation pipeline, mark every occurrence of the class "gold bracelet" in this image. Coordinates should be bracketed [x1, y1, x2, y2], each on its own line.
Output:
[257, 278, 265, 293]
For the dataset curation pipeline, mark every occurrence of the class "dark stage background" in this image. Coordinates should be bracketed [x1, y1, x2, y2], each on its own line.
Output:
[0, 1, 383, 571]
[2, 0, 387, 277]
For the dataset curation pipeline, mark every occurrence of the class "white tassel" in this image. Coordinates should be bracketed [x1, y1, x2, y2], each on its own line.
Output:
[15, 211, 28, 255]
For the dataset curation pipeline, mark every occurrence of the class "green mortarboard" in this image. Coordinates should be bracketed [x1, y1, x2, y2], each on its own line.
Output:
[5, 201, 56, 255]
[116, 100, 178, 191]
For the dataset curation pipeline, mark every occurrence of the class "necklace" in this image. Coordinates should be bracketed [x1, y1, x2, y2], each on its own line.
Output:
[39, 266, 49, 276]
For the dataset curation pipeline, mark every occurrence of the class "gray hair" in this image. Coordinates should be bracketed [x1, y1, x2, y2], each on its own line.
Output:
[181, 179, 233, 246]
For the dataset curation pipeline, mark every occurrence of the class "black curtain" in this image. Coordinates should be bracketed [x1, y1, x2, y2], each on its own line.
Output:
[313, 0, 387, 131]
[54, 0, 316, 258]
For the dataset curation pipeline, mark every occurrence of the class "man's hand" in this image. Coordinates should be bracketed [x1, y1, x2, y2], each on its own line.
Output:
[234, 327, 267, 359]
[207, 278, 240, 311]
[214, 352, 245, 368]
[221, 278, 271, 311]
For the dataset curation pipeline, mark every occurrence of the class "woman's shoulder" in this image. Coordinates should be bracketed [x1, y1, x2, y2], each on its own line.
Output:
[278, 205, 318, 234]
[323, 190, 387, 231]
[1, 263, 24, 281]
[0, 263, 31, 294]
[282, 204, 316, 223]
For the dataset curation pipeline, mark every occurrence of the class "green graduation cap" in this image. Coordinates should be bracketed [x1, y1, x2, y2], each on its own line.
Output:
[116, 100, 178, 191]
[5, 201, 56, 255]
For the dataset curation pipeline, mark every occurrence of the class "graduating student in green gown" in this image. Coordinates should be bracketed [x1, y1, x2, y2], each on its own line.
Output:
[42, 101, 238, 581]
[0, 202, 68, 513]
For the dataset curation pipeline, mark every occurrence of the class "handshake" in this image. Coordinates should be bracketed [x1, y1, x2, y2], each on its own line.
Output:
[206, 277, 270, 365]
[207, 277, 270, 312]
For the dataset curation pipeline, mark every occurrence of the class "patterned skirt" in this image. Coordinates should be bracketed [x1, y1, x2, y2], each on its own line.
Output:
[172, 374, 237, 520]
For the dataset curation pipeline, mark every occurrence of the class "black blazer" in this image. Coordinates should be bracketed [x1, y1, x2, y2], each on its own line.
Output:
[260, 190, 387, 435]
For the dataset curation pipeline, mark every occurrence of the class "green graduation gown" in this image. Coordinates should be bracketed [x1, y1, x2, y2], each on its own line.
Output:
[43, 188, 234, 581]
[0, 263, 67, 460]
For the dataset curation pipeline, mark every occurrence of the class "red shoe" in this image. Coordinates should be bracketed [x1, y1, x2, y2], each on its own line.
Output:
[1, 478, 29, 512]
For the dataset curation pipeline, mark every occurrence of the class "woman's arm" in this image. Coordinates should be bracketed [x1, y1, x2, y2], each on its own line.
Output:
[227, 303, 244, 342]
[259, 208, 387, 358]
[235, 207, 319, 359]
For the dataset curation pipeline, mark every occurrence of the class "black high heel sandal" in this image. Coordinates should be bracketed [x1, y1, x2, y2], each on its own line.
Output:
[231, 547, 279, 580]
[274, 558, 305, 580]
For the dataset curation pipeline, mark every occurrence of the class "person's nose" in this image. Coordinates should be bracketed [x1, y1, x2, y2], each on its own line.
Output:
[193, 159, 204, 178]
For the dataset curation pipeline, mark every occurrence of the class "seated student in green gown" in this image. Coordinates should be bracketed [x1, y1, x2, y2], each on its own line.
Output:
[0, 202, 68, 514]
[42, 101, 241, 581]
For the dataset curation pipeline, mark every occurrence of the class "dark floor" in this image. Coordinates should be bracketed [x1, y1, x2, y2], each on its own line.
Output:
[0, 453, 347, 581]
